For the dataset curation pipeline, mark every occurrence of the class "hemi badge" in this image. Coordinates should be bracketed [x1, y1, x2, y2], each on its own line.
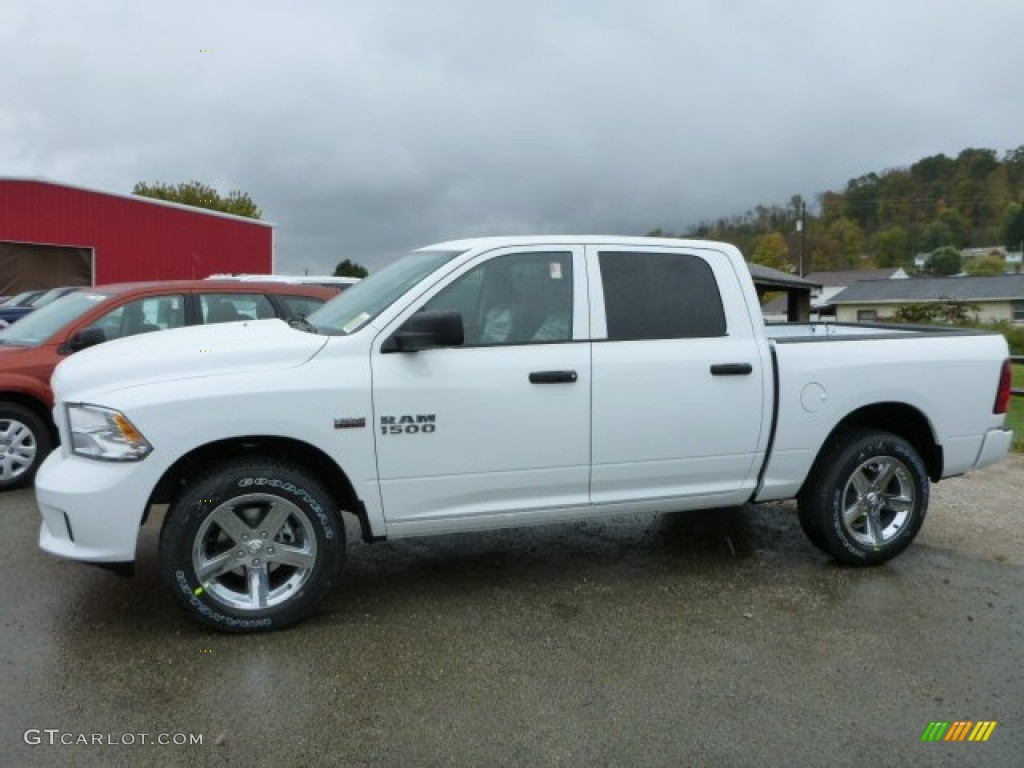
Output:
[334, 417, 366, 430]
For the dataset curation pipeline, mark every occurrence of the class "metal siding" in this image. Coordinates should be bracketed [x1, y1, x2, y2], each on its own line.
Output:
[0, 180, 272, 284]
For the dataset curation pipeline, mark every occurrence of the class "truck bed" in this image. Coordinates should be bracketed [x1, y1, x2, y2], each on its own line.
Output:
[764, 321, 992, 342]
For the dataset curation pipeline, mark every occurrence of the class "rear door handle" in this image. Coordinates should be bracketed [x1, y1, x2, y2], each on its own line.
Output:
[529, 370, 578, 384]
[710, 363, 753, 376]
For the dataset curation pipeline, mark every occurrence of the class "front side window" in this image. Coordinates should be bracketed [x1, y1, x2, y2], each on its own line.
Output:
[599, 251, 726, 341]
[422, 251, 573, 346]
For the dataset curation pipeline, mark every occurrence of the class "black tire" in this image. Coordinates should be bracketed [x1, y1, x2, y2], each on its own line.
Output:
[159, 459, 344, 632]
[0, 403, 53, 491]
[798, 429, 929, 566]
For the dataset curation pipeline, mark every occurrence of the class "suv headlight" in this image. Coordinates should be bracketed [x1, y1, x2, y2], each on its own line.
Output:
[67, 404, 153, 461]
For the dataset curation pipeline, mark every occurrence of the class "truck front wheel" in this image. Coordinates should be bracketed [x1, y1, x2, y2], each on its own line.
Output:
[798, 429, 929, 566]
[159, 460, 344, 632]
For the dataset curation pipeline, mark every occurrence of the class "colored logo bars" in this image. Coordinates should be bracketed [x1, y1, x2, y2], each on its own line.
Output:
[921, 721, 998, 742]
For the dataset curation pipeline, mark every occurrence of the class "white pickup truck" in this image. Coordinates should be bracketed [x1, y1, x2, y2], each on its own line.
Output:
[36, 236, 1014, 632]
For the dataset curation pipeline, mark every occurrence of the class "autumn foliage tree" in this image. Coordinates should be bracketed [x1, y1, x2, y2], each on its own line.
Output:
[653, 145, 1024, 272]
[750, 232, 789, 270]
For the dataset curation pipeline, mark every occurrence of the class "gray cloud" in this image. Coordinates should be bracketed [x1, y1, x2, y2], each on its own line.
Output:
[3, 0, 1023, 273]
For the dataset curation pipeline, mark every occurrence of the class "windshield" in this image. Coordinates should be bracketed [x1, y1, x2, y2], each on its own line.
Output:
[307, 249, 463, 334]
[0, 292, 108, 347]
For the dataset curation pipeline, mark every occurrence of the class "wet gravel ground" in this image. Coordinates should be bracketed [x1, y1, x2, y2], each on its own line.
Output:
[2, 456, 1022, 767]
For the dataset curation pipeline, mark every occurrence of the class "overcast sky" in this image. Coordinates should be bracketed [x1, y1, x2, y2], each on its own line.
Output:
[3, 1, 1023, 274]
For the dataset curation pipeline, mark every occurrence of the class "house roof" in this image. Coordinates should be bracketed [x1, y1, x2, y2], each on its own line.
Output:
[746, 263, 820, 290]
[805, 268, 903, 285]
[830, 274, 1024, 304]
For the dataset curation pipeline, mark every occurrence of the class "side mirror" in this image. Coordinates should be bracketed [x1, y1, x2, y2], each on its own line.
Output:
[382, 310, 464, 353]
[65, 327, 107, 353]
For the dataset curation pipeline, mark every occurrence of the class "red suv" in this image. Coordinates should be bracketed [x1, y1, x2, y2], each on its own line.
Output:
[0, 280, 337, 490]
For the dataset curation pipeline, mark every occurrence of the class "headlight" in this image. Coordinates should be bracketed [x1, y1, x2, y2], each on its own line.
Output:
[67, 404, 153, 461]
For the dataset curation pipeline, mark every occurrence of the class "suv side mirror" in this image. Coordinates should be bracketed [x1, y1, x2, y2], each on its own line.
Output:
[65, 327, 107, 353]
[382, 310, 464, 353]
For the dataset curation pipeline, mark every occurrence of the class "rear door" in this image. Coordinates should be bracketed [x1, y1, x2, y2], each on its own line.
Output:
[370, 246, 592, 531]
[587, 245, 767, 505]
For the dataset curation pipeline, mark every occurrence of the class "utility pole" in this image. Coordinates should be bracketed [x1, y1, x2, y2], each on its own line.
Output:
[797, 201, 807, 277]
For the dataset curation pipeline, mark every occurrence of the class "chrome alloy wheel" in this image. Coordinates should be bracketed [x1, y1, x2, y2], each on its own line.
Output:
[0, 418, 38, 483]
[840, 456, 915, 549]
[191, 493, 318, 612]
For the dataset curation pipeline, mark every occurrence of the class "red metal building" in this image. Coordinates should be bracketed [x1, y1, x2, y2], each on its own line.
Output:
[0, 178, 274, 294]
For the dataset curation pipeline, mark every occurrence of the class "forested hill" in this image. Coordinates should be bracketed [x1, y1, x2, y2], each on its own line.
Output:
[652, 146, 1024, 273]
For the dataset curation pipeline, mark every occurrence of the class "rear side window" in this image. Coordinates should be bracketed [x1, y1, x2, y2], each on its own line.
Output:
[599, 251, 726, 340]
[200, 293, 275, 323]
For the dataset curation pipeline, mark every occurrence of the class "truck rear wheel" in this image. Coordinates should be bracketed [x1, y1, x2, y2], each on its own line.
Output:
[0, 403, 52, 491]
[798, 429, 928, 566]
[159, 459, 344, 632]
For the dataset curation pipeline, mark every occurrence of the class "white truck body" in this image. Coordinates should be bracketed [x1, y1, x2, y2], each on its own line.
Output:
[36, 236, 1013, 631]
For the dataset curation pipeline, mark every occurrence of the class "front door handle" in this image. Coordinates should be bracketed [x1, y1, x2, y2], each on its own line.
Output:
[710, 363, 753, 376]
[529, 370, 578, 384]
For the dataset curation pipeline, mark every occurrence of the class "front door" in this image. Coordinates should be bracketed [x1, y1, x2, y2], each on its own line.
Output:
[371, 246, 591, 533]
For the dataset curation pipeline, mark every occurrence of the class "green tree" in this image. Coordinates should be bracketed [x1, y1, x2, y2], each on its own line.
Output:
[925, 246, 962, 276]
[920, 220, 955, 252]
[750, 232, 789, 270]
[1003, 202, 1024, 250]
[873, 227, 911, 267]
[333, 258, 369, 278]
[937, 208, 970, 247]
[827, 216, 865, 268]
[964, 253, 1006, 276]
[132, 180, 262, 219]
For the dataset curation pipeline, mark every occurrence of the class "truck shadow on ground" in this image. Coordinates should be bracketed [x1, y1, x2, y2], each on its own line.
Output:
[56, 502, 824, 639]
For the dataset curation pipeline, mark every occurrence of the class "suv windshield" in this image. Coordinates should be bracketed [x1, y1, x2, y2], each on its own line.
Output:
[308, 250, 463, 335]
[0, 292, 108, 347]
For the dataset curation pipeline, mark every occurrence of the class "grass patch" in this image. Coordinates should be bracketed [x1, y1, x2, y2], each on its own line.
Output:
[1010, 363, 1024, 453]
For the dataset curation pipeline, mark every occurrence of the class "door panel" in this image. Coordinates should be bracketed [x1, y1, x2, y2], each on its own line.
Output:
[371, 247, 591, 529]
[587, 246, 765, 504]
[372, 344, 591, 526]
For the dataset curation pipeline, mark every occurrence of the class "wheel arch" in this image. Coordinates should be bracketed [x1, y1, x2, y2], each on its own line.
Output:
[149, 436, 375, 540]
[802, 402, 943, 494]
[0, 390, 59, 444]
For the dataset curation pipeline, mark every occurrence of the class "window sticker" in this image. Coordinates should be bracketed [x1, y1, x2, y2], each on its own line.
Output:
[549, 262, 563, 280]
[342, 311, 371, 333]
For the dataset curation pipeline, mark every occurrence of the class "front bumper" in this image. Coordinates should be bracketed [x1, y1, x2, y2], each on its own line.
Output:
[36, 449, 159, 563]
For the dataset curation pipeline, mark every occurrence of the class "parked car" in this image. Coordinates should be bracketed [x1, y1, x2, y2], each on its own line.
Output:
[33, 236, 1013, 632]
[0, 290, 45, 307]
[205, 274, 360, 290]
[0, 280, 336, 490]
[0, 286, 83, 329]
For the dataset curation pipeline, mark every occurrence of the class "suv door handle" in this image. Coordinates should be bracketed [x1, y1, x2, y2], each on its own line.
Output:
[710, 363, 753, 376]
[529, 370, 578, 384]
